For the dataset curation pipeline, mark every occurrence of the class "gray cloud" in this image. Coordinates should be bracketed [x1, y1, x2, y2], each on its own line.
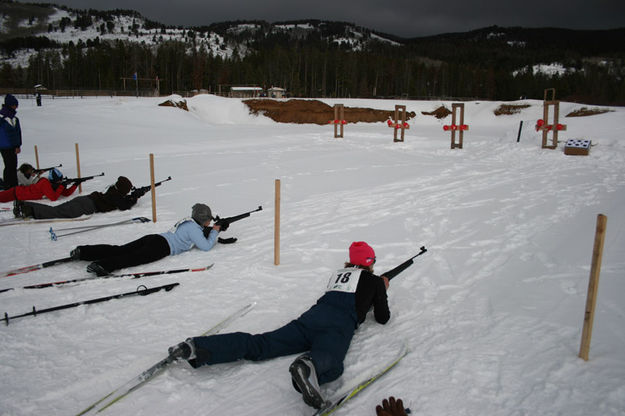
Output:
[37, 0, 625, 37]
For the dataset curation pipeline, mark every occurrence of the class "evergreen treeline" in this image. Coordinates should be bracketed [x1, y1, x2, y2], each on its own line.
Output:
[1, 6, 624, 104]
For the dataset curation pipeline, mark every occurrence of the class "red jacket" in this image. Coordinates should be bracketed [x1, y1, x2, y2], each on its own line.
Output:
[0, 178, 77, 202]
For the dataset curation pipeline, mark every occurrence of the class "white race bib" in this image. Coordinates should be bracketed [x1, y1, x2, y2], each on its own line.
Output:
[326, 268, 362, 294]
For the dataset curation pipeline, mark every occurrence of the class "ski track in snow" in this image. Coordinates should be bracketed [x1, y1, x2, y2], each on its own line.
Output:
[0, 96, 624, 415]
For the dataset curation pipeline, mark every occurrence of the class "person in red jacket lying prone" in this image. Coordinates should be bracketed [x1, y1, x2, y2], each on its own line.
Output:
[0, 167, 77, 202]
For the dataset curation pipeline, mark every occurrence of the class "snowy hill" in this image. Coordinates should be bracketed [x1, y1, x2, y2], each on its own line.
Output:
[0, 95, 624, 415]
[0, 2, 399, 67]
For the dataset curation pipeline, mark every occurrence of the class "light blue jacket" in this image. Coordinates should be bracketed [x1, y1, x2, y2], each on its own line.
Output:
[160, 219, 218, 256]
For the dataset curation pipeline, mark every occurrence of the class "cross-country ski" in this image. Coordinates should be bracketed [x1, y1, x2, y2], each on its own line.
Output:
[0, 215, 92, 227]
[76, 302, 256, 415]
[0, 256, 73, 278]
[0, 264, 213, 293]
[3, 283, 180, 325]
[313, 345, 408, 416]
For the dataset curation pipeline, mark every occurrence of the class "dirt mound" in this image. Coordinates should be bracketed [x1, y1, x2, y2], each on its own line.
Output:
[566, 107, 612, 117]
[159, 99, 188, 111]
[421, 106, 451, 119]
[494, 104, 531, 116]
[243, 99, 416, 125]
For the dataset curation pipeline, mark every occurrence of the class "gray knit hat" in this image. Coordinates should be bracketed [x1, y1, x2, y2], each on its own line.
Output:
[191, 203, 213, 225]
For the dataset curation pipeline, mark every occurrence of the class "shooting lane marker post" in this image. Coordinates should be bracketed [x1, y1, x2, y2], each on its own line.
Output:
[149, 154, 157, 223]
[330, 104, 345, 138]
[388, 105, 409, 142]
[34, 145, 40, 169]
[75, 143, 82, 193]
[274, 179, 280, 265]
[536, 88, 567, 149]
[579, 214, 607, 361]
[444, 103, 469, 149]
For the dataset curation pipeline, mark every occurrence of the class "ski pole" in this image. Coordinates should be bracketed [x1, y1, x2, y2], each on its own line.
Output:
[0, 264, 213, 292]
[3, 283, 179, 325]
[51, 217, 150, 232]
[50, 217, 151, 240]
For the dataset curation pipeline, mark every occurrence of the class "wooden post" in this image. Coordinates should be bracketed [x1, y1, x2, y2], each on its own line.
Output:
[540, 89, 566, 149]
[274, 179, 280, 265]
[149, 153, 157, 223]
[392, 105, 408, 142]
[34, 145, 40, 169]
[75, 143, 82, 193]
[334, 104, 344, 138]
[450, 103, 466, 149]
[579, 214, 607, 361]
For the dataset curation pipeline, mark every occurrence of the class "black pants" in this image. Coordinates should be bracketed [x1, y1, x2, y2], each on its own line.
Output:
[1, 148, 18, 189]
[77, 234, 171, 272]
[25, 195, 96, 219]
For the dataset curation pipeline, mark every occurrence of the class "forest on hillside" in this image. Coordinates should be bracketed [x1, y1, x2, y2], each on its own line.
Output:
[1, 2, 624, 104]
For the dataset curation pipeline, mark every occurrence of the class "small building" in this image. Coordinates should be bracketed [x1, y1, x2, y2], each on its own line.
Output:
[268, 87, 286, 98]
[230, 86, 263, 98]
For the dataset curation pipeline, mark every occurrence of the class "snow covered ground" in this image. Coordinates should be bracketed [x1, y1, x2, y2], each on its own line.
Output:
[0, 95, 624, 416]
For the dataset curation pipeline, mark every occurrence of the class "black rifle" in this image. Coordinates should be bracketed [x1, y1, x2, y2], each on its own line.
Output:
[33, 163, 62, 174]
[381, 246, 427, 281]
[61, 172, 105, 187]
[203, 205, 263, 237]
[131, 176, 172, 197]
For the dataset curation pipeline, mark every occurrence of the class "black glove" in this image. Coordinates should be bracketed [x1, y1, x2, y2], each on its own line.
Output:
[217, 220, 229, 232]
[202, 226, 211, 238]
[376, 397, 408, 416]
[130, 188, 147, 199]
[218, 237, 237, 244]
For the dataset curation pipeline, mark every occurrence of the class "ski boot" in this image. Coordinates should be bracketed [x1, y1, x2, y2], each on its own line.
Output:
[168, 338, 197, 360]
[289, 354, 325, 409]
[87, 262, 110, 277]
[70, 247, 82, 260]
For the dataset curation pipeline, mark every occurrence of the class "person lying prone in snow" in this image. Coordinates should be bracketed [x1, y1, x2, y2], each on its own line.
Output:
[13, 176, 141, 220]
[69, 203, 222, 276]
[0, 167, 77, 203]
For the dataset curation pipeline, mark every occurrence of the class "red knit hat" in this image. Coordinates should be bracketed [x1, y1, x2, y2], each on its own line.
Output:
[349, 241, 376, 267]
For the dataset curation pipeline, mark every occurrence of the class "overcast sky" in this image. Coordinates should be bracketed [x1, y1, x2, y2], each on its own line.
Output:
[40, 0, 625, 38]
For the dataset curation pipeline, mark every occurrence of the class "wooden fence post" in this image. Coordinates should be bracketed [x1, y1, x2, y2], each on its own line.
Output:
[444, 103, 468, 149]
[538, 88, 567, 149]
[274, 179, 280, 265]
[74, 143, 82, 193]
[333, 104, 344, 138]
[34, 145, 40, 169]
[149, 153, 157, 223]
[389, 105, 408, 142]
[579, 214, 607, 361]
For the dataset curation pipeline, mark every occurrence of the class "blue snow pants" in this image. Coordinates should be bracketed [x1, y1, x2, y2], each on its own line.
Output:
[191, 302, 357, 385]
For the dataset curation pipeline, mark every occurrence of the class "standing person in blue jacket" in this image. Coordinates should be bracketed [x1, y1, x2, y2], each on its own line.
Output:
[168, 241, 390, 410]
[0, 94, 22, 190]
[70, 203, 221, 276]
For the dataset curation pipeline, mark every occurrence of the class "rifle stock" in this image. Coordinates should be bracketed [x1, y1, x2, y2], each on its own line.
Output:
[382, 246, 427, 281]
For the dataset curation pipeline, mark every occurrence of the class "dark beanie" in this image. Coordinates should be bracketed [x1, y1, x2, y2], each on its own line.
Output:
[4, 94, 18, 108]
[115, 176, 132, 195]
